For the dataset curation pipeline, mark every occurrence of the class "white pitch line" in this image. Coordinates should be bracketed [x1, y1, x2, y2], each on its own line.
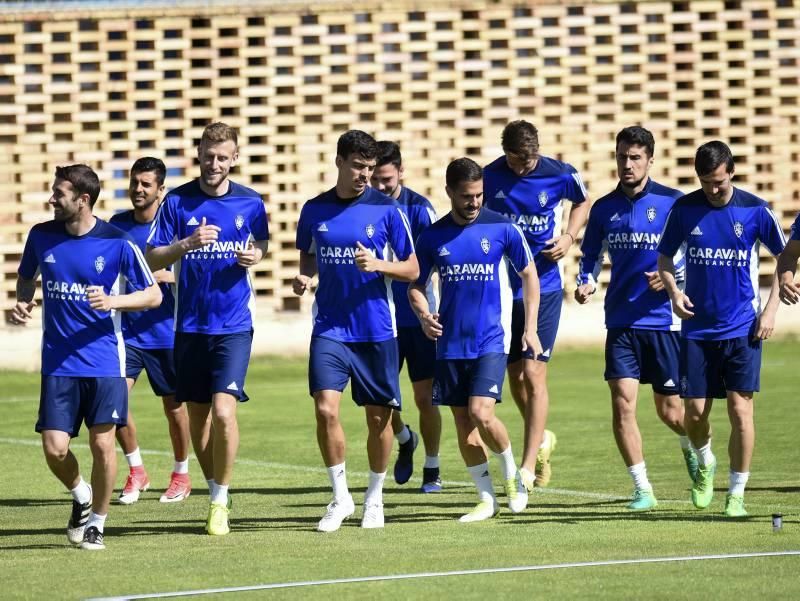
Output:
[0, 436, 797, 509]
[85, 550, 800, 601]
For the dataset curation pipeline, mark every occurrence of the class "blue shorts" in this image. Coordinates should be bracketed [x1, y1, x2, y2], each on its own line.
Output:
[397, 326, 436, 382]
[432, 353, 507, 407]
[679, 336, 762, 399]
[174, 331, 252, 403]
[36, 375, 128, 437]
[605, 328, 680, 395]
[125, 345, 176, 397]
[309, 336, 402, 408]
[508, 291, 562, 364]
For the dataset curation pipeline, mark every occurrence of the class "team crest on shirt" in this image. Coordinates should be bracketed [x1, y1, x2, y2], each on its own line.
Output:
[94, 256, 105, 274]
[480, 237, 491, 254]
[235, 214, 244, 230]
[366, 224, 375, 239]
[734, 221, 743, 238]
[647, 207, 656, 223]
[538, 191, 548, 207]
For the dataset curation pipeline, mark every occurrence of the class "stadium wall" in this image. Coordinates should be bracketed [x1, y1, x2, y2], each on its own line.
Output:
[0, 0, 798, 350]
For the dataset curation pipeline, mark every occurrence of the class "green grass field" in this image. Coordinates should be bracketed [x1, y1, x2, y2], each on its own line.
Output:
[1, 341, 799, 600]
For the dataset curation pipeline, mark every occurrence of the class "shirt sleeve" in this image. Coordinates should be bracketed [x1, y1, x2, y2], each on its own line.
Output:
[657, 206, 684, 257]
[563, 165, 588, 204]
[388, 207, 414, 260]
[295, 205, 314, 254]
[147, 195, 178, 248]
[412, 203, 435, 241]
[790, 212, 800, 242]
[577, 207, 605, 286]
[414, 233, 434, 286]
[251, 199, 269, 242]
[759, 205, 787, 256]
[18, 231, 39, 280]
[506, 224, 534, 273]
[120, 239, 156, 291]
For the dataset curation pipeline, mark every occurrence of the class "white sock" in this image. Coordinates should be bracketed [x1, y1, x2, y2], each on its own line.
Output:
[85, 512, 107, 533]
[466, 462, 495, 503]
[539, 431, 550, 449]
[364, 470, 386, 506]
[628, 462, 652, 491]
[207, 478, 218, 497]
[693, 441, 716, 467]
[424, 455, 440, 469]
[728, 470, 749, 496]
[211, 484, 229, 506]
[494, 444, 518, 481]
[327, 462, 350, 502]
[678, 436, 691, 451]
[395, 426, 411, 445]
[125, 447, 143, 469]
[173, 459, 189, 475]
[70, 478, 92, 504]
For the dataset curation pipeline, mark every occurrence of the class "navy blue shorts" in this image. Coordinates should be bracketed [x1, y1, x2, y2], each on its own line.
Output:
[679, 336, 762, 399]
[309, 336, 402, 408]
[432, 353, 507, 407]
[397, 326, 436, 382]
[174, 331, 252, 403]
[36, 375, 128, 437]
[605, 328, 680, 395]
[508, 291, 562, 364]
[125, 345, 176, 397]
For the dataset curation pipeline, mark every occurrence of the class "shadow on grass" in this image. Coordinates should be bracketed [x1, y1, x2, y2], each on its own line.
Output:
[0, 498, 66, 508]
[743, 485, 800, 494]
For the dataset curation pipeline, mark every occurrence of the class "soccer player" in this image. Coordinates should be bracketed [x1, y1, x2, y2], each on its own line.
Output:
[11, 164, 161, 550]
[409, 157, 539, 522]
[575, 126, 698, 511]
[146, 123, 269, 535]
[369, 141, 442, 492]
[484, 120, 589, 490]
[109, 157, 191, 504]
[293, 130, 419, 532]
[657, 141, 784, 517]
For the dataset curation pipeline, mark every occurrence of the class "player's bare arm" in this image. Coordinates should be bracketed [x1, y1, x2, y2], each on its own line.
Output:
[87, 282, 162, 312]
[755, 271, 781, 340]
[776, 239, 800, 305]
[541, 198, 590, 262]
[10, 276, 37, 325]
[657, 253, 694, 319]
[518, 263, 543, 357]
[292, 250, 318, 296]
[408, 283, 442, 340]
[355, 242, 420, 282]
[146, 216, 221, 271]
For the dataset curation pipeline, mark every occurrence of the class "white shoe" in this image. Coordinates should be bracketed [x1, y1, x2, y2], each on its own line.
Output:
[506, 471, 529, 514]
[459, 499, 500, 523]
[361, 502, 385, 529]
[317, 496, 355, 533]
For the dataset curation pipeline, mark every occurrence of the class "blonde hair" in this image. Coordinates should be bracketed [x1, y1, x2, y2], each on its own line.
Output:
[201, 122, 238, 148]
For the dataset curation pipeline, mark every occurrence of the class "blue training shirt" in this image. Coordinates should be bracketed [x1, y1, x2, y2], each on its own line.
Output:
[657, 187, 786, 340]
[110, 210, 175, 349]
[296, 186, 415, 342]
[391, 186, 437, 328]
[484, 155, 587, 297]
[147, 180, 269, 335]
[18, 218, 156, 377]
[790, 212, 800, 242]
[415, 208, 534, 359]
[578, 179, 684, 331]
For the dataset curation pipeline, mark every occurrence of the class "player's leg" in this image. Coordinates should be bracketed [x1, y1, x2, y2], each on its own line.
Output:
[412, 377, 442, 491]
[391, 329, 418, 485]
[363, 404, 393, 528]
[654, 392, 698, 482]
[116, 346, 149, 505]
[187, 403, 213, 483]
[160, 394, 191, 502]
[451, 405, 499, 522]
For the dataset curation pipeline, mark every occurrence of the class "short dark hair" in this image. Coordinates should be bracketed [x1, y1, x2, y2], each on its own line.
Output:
[616, 126, 655, 158]
[54, 164, 101, 207]
[446, 157, 483, 189]
[375, 141, 402, 168]
[502, 120, 539, 157]
[337, 130, 377, 161]
[130, 156, 166, 186]
[695, 140, 735, 176]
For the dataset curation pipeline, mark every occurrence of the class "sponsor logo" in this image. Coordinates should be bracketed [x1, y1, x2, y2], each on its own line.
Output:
[235, 214, 244, 230]
[186, 216, 199, 226]
[538, 191, 548, 207]
[112, 409, 119, 419]
[438, 246, 451, 256]
[610, 213, 621, 222]
[501, 212, 550, 232]
[438, 263, 495, 281]
[480, 237, 491, 254]
[318, 245, 376, 265]
[185, 240, 249, 261]
[226, 381, 238, 391]
[495, 190, 506, 199]
[488, 384, 499, 394]
[45, 280, 90, 302]
[44, 253, 56, 264]
[541, 348, 551, 358]
[387, 398, 399, 407]
[318, 223, 328, 232]
[606, 232, 661, 247]
[94, 256, 105, 274]
[664, 379, 675, 388]
[647, 207, 656, 223]
[690, 225, 703, 236]
[687, 247, 748, 261]
[366, 224, 375, 239]
[734, 221, 743, 238]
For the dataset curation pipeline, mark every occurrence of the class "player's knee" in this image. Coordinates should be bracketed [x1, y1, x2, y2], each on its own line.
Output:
[42, 440, 69, 463]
